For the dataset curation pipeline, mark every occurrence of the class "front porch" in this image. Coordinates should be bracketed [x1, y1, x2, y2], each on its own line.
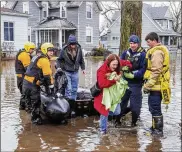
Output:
[34, 29, 76, 49]
[32, 17, 77, 49]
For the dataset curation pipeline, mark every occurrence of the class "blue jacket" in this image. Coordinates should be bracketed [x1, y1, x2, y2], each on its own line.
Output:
[120, 47, 146, 86]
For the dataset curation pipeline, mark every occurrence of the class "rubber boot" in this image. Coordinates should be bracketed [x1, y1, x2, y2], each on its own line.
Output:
[31, 101, 43, 125]
[152, 115, 163, 136]
[131, 111, 138, 127]
[67, 99, 76, 118]
[19, 95, 26, 110]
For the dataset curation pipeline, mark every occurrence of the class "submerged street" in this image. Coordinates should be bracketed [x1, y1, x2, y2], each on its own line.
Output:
[1, 52, 181, 151]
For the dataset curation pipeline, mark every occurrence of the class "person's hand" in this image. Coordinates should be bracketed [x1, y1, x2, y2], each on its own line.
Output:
[55, 92, 61, 98]
[56, 68, 62, 72]
[82, 70, 85, 75]
[143, 87, 150, 94]
[122, 66, 129, 72]
[124, 72, 134, 79]
[105, 73, 111, 79]
[114, 74, 121, 81]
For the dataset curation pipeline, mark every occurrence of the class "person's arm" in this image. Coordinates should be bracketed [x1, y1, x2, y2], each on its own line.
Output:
[97, 70, 116, 89]
[120, 51, 126, 60]
[18, 52, 31, 70]
[37, 58, 53, 85]
[56, 49, 64, 69]
[79, 49, 85, 70]
[144, 50, 164, 89]
[133, 52, 146, 79]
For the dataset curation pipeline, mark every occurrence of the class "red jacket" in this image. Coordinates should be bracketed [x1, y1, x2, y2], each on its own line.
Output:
[94, 61, 118, 116]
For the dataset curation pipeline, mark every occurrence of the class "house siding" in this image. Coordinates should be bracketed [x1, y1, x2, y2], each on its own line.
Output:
[141, 12, 161, 48]
[107, 17, 121, 53]
[14, 1, 40, 44]
[1, 14, 28, 51]
[78, 2, 100, 51]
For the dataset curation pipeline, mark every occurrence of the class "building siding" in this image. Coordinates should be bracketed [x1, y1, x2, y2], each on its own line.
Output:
[1, 14, 28, 51]
[78, 2, 100, 51]
[141, 12, 161, 48]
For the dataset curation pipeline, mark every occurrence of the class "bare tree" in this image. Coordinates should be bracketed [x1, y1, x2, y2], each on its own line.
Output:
[119, 1, 143, 55]
[169, 1, 181, 33]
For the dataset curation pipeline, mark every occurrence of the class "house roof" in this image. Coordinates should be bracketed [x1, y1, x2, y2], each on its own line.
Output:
[5, 1, 103, 11]
[33, 16, 77, 30]
[1, 7, 29, 17]
[100, 3, 179, 37]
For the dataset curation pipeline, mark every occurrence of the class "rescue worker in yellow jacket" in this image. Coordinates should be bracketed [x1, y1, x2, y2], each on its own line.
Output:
[22, 43, 54, 125]
[15, 42, 36, 110]
[144, 32, 171, 135]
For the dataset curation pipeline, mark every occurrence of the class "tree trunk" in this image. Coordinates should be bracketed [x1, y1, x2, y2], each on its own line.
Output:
[119, 1, 143, 55]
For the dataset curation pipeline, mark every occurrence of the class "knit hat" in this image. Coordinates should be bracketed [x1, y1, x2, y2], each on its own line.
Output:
[68, 35, 77, 44]
[129, 35, 140, 43]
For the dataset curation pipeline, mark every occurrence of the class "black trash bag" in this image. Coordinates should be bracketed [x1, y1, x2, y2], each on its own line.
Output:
[54, 69, 68, 96]
[40, 92, 70, 123]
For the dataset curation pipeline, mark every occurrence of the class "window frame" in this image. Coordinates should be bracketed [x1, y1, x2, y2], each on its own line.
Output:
[4, 21, 14, 42]
[86, 2, 93, 19]
[60, 2, 67, 18]
[23, 2, 29, 14]
[86, 26, 93, 44]
[42, 2, 49, 19]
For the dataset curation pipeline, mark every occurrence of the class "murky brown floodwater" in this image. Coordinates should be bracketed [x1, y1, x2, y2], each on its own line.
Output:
[1, 52, 181, 151]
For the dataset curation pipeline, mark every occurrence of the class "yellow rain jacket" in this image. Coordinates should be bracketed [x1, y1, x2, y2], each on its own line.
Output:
[144, 44, 171, 104]
[24, 55, 53, 86]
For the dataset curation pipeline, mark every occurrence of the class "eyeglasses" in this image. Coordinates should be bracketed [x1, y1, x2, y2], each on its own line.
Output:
[47, 47, 54, 51]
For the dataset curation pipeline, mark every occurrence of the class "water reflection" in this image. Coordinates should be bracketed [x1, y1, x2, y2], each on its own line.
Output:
[1, 52, 181, 151]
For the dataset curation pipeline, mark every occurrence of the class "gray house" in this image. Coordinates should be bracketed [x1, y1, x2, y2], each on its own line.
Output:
[5, 1, 102, 51]
[100, 3, 181, 53]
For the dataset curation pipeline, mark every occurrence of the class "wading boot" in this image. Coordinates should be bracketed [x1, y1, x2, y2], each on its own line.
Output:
[131, 111, 138, 127]
[19, 96, 26, 110]
[152, 115, 163, 136]
[68, 99, 76, 118]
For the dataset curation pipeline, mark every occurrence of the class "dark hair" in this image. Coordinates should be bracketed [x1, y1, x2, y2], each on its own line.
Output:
[106, 54, 120, 74]
[145, 32, 159, 42]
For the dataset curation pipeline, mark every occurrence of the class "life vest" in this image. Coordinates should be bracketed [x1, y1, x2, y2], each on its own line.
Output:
[125, 47, 145, 71]
[25, 54, 46, 84]
[15, 50, 26, 74]
[144, 45, 171, 104]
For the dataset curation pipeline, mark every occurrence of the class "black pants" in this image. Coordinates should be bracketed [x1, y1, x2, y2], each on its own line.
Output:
[17, 76, 26, 108]
[22, 80, 41, 121]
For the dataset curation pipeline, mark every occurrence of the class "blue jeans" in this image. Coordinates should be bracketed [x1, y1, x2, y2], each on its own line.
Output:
[64, 71, 79, 100]
[148, 91, 162, 116]
[100, 104, 121, 131]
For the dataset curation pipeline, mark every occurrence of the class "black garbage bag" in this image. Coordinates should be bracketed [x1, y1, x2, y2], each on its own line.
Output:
[54, 69, 68, 95]
[40, 92, 70, 123]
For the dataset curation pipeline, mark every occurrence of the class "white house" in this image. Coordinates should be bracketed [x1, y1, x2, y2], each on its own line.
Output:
[1, 7, 29, 57]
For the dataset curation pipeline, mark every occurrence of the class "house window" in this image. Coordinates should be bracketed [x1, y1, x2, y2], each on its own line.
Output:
[60, 2, 67, 18]
[112, 37, 119, 40]
[4, 22, 14, 41]
[23, 2, 29, 14]
[86, 2, 92, 19]
[86, 26, 93, 43]
[42, 2, 48, 18]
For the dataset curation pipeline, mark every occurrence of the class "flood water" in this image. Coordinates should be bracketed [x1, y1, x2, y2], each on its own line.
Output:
[1, 52, 181, 151]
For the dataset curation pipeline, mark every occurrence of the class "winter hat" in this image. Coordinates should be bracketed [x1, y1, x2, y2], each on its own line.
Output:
[68, 35, 77, 44]
[129, 35, 140, 43]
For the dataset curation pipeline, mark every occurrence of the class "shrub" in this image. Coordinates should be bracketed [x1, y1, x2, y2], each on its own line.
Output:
[91, 47, 111, 57]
